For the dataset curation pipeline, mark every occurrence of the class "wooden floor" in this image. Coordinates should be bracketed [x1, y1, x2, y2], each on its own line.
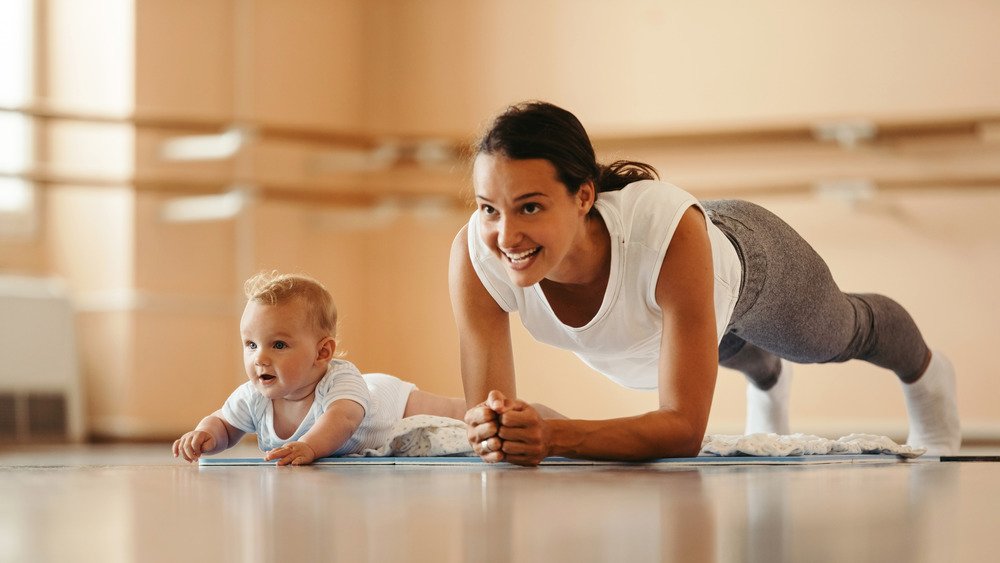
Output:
[1, 444, 999, 562]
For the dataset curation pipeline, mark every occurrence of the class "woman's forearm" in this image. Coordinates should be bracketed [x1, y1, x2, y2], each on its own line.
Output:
[545, 410, 705, 461]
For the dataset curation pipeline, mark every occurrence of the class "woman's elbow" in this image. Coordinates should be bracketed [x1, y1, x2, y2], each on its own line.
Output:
[673, 432, 705, 458]
[650, 418, 706, 459]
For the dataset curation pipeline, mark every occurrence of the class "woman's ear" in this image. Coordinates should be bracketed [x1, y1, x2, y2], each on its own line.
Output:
[577, 181, 596, 214]
[316, 336, 337, 364]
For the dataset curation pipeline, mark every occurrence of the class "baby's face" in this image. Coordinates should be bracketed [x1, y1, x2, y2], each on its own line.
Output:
[239, 299, 327, 401]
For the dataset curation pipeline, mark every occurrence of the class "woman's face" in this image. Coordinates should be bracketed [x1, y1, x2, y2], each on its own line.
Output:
[472, 153, 594, 287]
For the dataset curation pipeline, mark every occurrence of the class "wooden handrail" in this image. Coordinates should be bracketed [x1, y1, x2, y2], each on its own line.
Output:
[4, 102, 999, 149]
[3, 103, 999, 203]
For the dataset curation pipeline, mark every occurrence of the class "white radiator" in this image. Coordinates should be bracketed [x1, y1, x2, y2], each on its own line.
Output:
[0, 275, 86, 442]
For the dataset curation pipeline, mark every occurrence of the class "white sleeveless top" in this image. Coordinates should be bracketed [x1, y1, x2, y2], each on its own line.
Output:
[467, 180, 742, 390]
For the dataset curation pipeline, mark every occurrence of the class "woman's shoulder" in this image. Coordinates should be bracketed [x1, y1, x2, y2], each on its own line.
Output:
[614, 180, 696, 207]
[594, 181, 701, 267]
[452, 222, 471, 249]
[459, 208, 520, 311]
[601, 180, 698, 226]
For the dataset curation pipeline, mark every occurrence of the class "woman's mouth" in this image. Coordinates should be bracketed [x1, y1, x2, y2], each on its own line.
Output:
[503, 247, 540, 268]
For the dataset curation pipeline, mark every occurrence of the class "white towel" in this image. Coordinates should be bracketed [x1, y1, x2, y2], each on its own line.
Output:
[701, 432, 925, 458]
[362, 415, 475, 457]
[361, 417, 926, 459]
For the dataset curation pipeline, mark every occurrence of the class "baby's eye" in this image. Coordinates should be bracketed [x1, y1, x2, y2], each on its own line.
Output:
[273, 341, 288, 350]
[245, 341, 257, 350]
[522, 203, 541, 214]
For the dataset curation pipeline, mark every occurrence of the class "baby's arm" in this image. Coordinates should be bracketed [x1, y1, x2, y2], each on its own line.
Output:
[264, 399, 365, 466]
[172, 409, 245, 463]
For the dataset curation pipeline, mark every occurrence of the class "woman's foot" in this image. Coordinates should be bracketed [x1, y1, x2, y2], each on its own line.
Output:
[744, 360, 792, 435]
[903, 350, 961, 455]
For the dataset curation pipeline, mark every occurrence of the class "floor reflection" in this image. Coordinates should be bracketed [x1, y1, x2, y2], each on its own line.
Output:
[0, 454, 997, 563]
[707, 462, 960, 562]
[462, 467, 716, 562]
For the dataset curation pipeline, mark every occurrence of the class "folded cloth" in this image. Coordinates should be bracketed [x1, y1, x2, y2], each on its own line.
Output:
[360, 417, 926, 459]
[361, 415, 475, 457]
[701, 433, 925, 458]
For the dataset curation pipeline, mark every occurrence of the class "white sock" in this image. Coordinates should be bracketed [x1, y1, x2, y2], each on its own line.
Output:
[903, 350, 961, 455]
[744, 360, 792, 435]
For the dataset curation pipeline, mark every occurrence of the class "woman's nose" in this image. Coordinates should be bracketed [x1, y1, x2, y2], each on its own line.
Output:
[497, 216, 520, 248]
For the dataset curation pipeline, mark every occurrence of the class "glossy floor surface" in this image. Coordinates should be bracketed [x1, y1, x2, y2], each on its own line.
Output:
[2, 444, 999, 563]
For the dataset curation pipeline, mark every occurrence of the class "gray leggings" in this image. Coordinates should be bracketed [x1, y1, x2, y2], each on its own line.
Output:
[703, 200, 929, 387]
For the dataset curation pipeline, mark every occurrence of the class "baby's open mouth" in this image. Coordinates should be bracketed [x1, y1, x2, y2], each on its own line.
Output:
[259, 374, 276, 382]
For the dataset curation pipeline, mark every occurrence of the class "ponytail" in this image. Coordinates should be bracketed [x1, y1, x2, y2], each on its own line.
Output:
[596, 160, 659, 193]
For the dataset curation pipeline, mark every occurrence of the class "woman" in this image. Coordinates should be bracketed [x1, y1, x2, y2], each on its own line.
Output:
[449, 101, 960, 465]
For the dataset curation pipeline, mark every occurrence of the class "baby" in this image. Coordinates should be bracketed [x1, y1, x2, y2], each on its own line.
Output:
[173, 271, 466, 465]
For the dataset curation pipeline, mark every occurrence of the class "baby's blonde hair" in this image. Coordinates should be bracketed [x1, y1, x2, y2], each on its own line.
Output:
[243, 271, 337, 337]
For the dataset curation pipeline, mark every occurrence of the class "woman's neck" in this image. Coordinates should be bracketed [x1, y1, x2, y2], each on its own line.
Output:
[546, 213, 611, 288]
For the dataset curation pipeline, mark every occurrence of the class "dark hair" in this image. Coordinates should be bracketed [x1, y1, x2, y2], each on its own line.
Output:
[475, 101, 658, 196]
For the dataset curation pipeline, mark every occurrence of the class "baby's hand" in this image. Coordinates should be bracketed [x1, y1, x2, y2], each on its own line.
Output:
[265, 441, 318, 466]
[172, 430, 216, 463]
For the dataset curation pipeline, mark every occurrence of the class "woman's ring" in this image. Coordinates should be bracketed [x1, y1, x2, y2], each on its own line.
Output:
[481, 440, 490, 452]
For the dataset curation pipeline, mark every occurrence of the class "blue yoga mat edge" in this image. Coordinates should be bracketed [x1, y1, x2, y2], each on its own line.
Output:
[198, 453, 912, 466]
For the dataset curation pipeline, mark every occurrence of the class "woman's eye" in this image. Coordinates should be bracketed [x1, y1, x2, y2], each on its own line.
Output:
[480, 204, 496, 215]
[523, 203, 540, 214]
[273, 341, 288, 350]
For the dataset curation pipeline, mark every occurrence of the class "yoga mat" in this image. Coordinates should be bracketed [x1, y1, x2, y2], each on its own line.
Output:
[939, 455, 1000, 462]
[199, 454, 910, 467]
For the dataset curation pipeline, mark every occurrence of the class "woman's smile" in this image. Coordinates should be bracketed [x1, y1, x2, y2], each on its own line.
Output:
[503, 246, 541, 269]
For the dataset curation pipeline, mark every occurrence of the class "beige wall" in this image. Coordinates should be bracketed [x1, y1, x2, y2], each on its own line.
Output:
[2, 1, 999, 441]
[46, 0, 134, 115]
[0, 234, 46, 274]
[363, 0, 1000, 136]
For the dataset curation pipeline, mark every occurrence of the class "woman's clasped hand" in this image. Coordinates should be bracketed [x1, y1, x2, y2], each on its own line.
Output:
[465, 390, 552, 466]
